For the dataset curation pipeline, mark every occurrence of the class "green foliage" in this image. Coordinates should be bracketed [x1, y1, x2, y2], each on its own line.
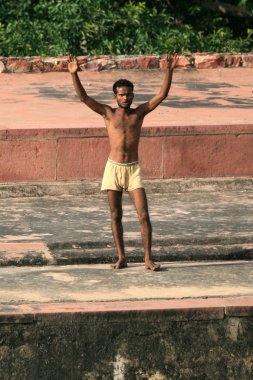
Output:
[0, 0, 252, 56]
[205, 28, 253, 53]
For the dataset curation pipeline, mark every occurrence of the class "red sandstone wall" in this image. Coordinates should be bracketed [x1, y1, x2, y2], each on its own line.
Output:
[0, 53, 253, 73]
[0, 125, 253, 182]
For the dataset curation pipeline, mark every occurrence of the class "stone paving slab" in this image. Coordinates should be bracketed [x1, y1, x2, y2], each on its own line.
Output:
[1, 191, 253, 243]
[0, 190, 252, 265]
[0, 261, 252, 305]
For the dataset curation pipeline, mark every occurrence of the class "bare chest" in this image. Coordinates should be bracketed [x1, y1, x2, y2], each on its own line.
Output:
[111, 112, 140, 130]
[108, 113, 142, 133]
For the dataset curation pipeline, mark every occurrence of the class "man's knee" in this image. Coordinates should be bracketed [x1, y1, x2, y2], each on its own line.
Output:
[139, 210, 150, 225]
[111, 208, 122, 223]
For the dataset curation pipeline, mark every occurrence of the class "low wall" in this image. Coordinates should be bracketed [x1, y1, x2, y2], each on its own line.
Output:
[0, 124, 253, 182]
[1, 53, 253, 73]
[0, 300, 252, 380]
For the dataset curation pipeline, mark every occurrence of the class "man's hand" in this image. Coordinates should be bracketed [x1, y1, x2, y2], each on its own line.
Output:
[136, 50, 178, 117]
[165, 51, 179, 70]
[68, 55, 79, 74]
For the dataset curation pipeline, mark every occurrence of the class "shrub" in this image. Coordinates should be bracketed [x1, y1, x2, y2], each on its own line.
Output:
[0, 0, 252, 56]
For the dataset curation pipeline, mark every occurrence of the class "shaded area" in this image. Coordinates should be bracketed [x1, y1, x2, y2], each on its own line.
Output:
[17, 79, 253, 110]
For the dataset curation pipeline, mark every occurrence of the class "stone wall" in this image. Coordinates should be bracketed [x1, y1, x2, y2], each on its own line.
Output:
[0, 53, 253, 73]
[0, 302, 252, 380]
[1, 125, 253, 182]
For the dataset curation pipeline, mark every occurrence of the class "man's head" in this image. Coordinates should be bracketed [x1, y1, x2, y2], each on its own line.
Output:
[113, 79, 134, 109]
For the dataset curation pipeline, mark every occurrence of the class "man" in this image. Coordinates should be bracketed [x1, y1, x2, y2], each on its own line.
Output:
[68, 52, 178, 270]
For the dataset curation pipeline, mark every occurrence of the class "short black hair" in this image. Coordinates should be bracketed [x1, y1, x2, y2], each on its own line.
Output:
[113, 79, 134, 94]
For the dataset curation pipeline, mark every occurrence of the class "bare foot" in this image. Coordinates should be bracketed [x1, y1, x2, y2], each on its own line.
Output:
[111, 258, 128, 269]
[145, 261, 161, 271]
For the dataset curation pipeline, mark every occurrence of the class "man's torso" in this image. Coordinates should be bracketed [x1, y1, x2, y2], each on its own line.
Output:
[104, 108, 144, 163]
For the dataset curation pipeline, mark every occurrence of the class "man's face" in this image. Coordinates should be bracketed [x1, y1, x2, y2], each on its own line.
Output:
[115, 86, 134, 108]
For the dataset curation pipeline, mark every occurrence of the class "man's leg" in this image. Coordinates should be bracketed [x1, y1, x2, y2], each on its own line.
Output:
[107, 190, 127, 269]
[129, 188, 160, 271]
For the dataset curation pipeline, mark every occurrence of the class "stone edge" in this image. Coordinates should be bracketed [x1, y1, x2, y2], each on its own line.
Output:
[0, 177, 252, 198]
[0, 298, 252, 324]
[3, 124, 253, 139]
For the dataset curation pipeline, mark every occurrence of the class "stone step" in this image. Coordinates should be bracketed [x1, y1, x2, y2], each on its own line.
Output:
[50, 243, 253, 265]
[0, 240, 252, 267]
[1, 178, 253, 198]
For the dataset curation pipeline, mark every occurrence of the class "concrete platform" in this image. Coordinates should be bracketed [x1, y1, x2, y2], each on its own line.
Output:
[1, 68, 253, 181]
[0, 190, 252, 309]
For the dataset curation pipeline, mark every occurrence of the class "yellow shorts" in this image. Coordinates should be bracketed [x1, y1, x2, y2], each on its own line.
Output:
[101, 159, 143, 192]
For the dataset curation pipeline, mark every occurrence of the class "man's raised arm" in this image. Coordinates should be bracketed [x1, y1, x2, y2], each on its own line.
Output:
[137, 51, 178, 117]
[68, 55, 111, 118]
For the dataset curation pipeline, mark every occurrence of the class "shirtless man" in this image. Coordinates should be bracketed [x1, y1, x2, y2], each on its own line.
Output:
[68, 52, 178, 270]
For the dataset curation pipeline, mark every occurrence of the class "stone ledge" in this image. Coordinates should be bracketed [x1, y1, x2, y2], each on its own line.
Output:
[0, 53, 252, 73]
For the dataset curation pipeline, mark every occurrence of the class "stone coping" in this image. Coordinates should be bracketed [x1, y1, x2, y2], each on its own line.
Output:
[0, 298, 252, 323]
[1, 124, 253, 140]
[0, 53, 253, 73]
